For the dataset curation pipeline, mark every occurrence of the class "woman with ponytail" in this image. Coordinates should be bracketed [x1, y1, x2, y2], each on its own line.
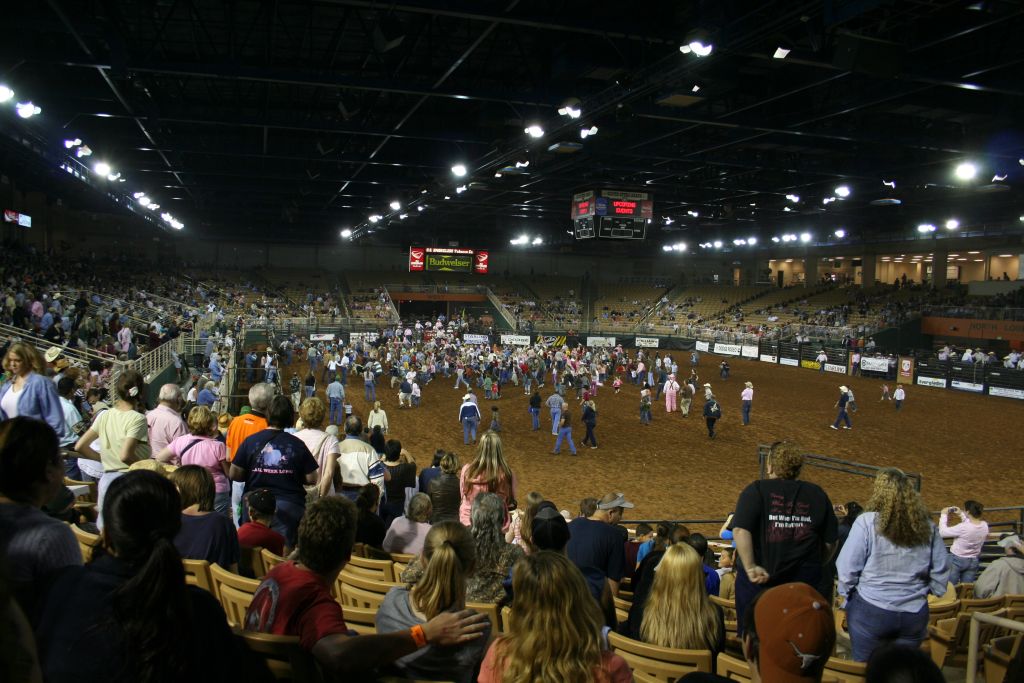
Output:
[74, 369, 151, 528]
[33, 470, 239, 683]
[376, 522, 489, 683]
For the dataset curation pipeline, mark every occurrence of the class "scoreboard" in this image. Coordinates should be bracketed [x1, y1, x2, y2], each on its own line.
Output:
[572, 190, 651, 240]
[409, 247, 489, 274]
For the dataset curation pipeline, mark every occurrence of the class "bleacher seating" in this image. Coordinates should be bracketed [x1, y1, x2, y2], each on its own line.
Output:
[591, 284, 669, 331]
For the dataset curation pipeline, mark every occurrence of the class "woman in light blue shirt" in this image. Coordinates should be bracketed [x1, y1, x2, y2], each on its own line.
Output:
[837, 468, 949, 662]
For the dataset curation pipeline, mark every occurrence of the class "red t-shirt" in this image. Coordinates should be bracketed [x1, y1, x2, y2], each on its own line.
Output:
[244, 561, 349, 650]
[237, 521, 286, 557]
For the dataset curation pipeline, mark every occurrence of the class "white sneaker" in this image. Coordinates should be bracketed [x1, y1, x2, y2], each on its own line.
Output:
[829, 425, 838, 430]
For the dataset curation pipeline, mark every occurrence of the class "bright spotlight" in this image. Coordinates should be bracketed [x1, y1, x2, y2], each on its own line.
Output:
[834, 229, 846, 238]
[340, 229, 352, 238]
[691, 85, 701, 93]
[64, 138, 82, 149]
[0, 85, 13, 102]
[580, 126, 599, 139]
[93, 162, 111, 177]
[515, 160, 529, 168]
[712, 240, 723, 248]
[733, 239, 746, 246]
[389, 200, 401, 210]
[417, 205, 425, 212]
[133, 192, 146, 199]
[945, 219, 959, 230]
[138, 196, 151, 207]
[747, 236, 757, 245]
[799, 232, 812, 243]
[785, 194, 800, 203]
[557, 105, 582, 119]
[687, 210, 699, 218]
[917, 223, 936, 233]
[992, 174, 1007, 182]
[681, 40, 713, 57]
[368, 214, 381, 223]
[834, 185, 851, 198]
[532, 237, 543, 245]
[662, 245, 673, 252]
[399, 213, 408, 220]
[76, 145, 92, 157]
[147, 203, 159, 210]
[954, 162, 977, 180]
[456, 185, 467, 194]
[524, 124, 545, 138]
[771, 236, 780, 243]
[15, 102, 40, 118]
[451, 164, 467, 177]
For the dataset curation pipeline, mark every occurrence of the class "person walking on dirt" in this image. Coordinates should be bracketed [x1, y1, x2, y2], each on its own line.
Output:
[831, 386, 853, 430]
[740, 382, 753, 426]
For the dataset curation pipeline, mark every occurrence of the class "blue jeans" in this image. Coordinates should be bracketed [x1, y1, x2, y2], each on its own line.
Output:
[742, 400, 751, 425]
[529, 407, 540, 430]
[214, 490, 231, 517]
[305, 386, 315, 398]
[364, 381, 376, 401]
[846, 591, 929, 662]
[339, 370, 347, 385]
[554, 427, 576, 454]
[948, 553, 980, 585]
[329, 397, 342, 423]
[833, 408, 852, 428]
[462, 418, 479, 444]
[550, 408, 561, 435]
[454, 374, 470, 390]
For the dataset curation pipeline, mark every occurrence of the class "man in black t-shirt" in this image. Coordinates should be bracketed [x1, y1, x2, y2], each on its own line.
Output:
[728, 442, 837, 628]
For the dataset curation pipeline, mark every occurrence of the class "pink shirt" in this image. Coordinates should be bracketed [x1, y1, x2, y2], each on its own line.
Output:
[939, 513, 989, 559]
[458, 464, 517, 527]
[478, 643, 631, 683]
[741, 387, 754, 401]
[168, 434, 230, 493]
[146, 404, 189, 455]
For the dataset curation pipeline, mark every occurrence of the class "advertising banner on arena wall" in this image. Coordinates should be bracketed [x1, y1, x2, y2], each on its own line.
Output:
[824, 363, 848, 374]
[989, 386, 1024, 400]
[695, 340, 710, 352]
[800, 360, 821, 370]
[501, 334, 531, 346]
[463, 333, 490, 345]
[897, 357, 915, 385]
[860, 357, 890, 373]
[408, 247, 425, 272]
[759, 354, 778, 363]
[741, 345, 759, 358]
[587, 336, 616, 348]
[309, 333, 335, 341]
[714, 343, 741, 356]
[916, 376, 947, 388]
[635, 336, 660, 348]
[950, 379, 984, 393]
[349, 332, 379, 346]
[780, 357, 799, 367]
[536, 335, 567, 347]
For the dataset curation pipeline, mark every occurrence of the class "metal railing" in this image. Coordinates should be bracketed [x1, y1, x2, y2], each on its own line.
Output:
[485, 288, 518, 330]
[965, 611, 1024, 683]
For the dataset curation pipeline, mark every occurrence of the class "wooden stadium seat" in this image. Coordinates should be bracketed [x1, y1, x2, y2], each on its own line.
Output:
[709, 595, 737, 621]
[927, 599, 960, 626]
[716, 653, 753, 682]
[237, 630, 322, 682]
[261, 548, 286, 573]
[210, 563, 261, 627]
[613, 595, 633, 612]
[1003, 594, 1024, 609]
[337, 571, 400, 611]
[342, 605, 378, 635]
[984, 634, 1022, 683]
[956, 582, 975, 600]
[960, 595, 1005, 613]
[345, 555, 396, 582]
[70, 524, 102, 563]
[182, 559, 214, 594]
[822, 657, 866, 683]
[710, 595, 740, 650]
[64, 477, 97, 503]
[928, 582, 957, 605]
[390, 552, 416, 564]
[240, 545, 267, 579]
[500, 606, 513, 632]
[466, 601, 500, 635]
[928, 602, 1006, 668]
[607, 631, 713, 680]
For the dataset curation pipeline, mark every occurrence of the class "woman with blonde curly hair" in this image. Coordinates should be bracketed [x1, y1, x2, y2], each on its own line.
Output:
[637, 543, 725, 653]
[837, 467, 950, 662]
[294, 397, 340, 498]
[478, 551, 631, 683]
[458, 430, 516, 527]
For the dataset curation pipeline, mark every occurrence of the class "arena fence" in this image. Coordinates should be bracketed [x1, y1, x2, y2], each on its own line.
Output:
[756, 443, 923, 491]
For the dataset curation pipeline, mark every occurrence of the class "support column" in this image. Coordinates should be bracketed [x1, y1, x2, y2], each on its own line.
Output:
[932, 252, 948, 288]
[803, 255, 818, 286]
[861, 255, 876, 287]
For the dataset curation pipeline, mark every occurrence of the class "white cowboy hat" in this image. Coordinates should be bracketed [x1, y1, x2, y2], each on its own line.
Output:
[745, 381, 753, 388]
[839, 385, 849, 392]
[44, 347, 63, 363]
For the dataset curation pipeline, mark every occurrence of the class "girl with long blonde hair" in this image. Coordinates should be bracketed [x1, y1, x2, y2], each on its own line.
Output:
[376, 522, 487, 683]
[837, 467, 949, 662]
[639, 543, 724, 652]
[479, 551, 632, 683]
[458, 430, 516, 526]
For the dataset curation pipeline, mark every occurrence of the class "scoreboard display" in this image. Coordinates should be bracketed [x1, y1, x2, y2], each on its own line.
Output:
[572, 190, 651, 240]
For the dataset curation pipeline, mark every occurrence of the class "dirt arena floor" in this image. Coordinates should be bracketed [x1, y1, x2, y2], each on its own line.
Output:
[264, 352, 1024, 535]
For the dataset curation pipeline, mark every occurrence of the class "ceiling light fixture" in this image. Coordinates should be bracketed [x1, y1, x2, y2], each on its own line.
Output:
[783, 207, 792, 212]
[532, 237, 543, 245]
[691, 85, 701, 93]
[917, 223, 936, 233]
[417, 205, 425, 212]
[687, 210, 699, 218]
[834, 229, 846, 238]
[64, 138, 82, 149]
[773, 47, 791, 59]
[455, 185, 467, 194]
[580, 126, 599, 139]
[451, 164, 467, 177]
[785, 194, 800, 203]
[883, 180, 896, 188]
[945, 219, 959, 230]
[771, 236, 780, 243]
[799, 232, 812, 243]
[15, 102, 41, 118]
[712, 240, 723, 248]
[368, 214, 382, 223]
[834, 185, 851, 198]
[515, 160, 529, 168]
[399, 213, 408, 220]
[0, 85, 13, 102]
[992, 173, 1007, 182]
[389, 200, 401, 210]
[524, 124, 544, 138]
[954, 162, 978, 180]
[340, 229, 352, 238]
[93, 162, 111, 177]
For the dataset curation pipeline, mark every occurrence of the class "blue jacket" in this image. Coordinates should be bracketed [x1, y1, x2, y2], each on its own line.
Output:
[458, 402, 481, 422]
[0, 372, 66, 434]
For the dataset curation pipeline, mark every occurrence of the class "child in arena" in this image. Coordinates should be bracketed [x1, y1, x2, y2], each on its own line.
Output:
[489, 407, 501, 432]
[612, 376, 623, 393]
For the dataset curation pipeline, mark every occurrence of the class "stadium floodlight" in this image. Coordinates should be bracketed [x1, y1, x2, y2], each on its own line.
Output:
[368, 214, 382, 223]
[785, 194, 800, 203]
[399, 213, 408, 220]
[524, 124, 544, 138]
[917, 223, 936, 233]
[76, 145, 92, 157]
[834, 229, 846, 238]
[417, 205, 425, 212]
[15, 102, 40, 118]
[992, 174, 1007, 182]
[799, 232, 812, 243]
[137, 196, 151, 207]
[662, 245, 673, 252]
[93, 162, 111, 177]
[64, 138, 82, 149]
[747, 236, 757, 245]
[955, 162, 977, 180]
[389, 200, 401, 210]
[773, 47, 791, 59]
[733, 238, 746, 246]
[133, 192, 146, 199]
[340, 229, 352, 238]
[557, 99, 582, 119]
[532, 237, 543, 245]
[580, 126, 598, 139]
[834, 185, 851, 198]
[771, 236, 780, 243]
[515, 160, 529, 168]
[687, 210, 699, 217]
[0, 85, 13, 102]
[712, 240, 723, 248]
[456, 185, 467, 194]
[451, 164, 467, 177]
[945, 219, 959, 230]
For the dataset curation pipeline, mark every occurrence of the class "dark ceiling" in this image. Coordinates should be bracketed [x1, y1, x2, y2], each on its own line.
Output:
[2, 0, 1024, 248]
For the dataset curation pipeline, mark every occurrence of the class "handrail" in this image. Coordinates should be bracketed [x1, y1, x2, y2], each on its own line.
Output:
[0, 322, 117, 362]
[965, 611, 1024, 683]
[485, 287, 518, 330]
